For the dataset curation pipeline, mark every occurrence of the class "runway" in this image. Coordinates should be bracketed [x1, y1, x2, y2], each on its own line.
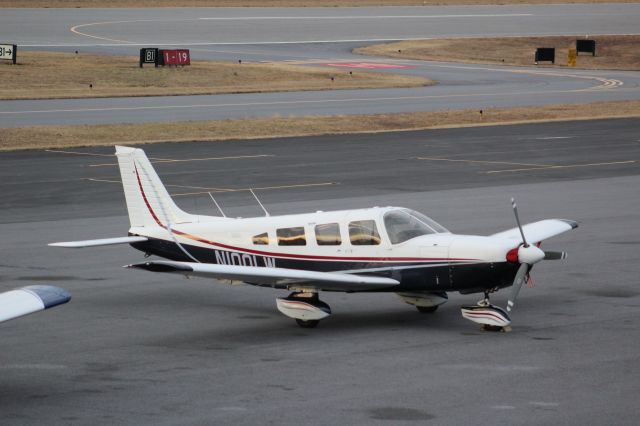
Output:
[1, 5, 640, 127]
[1, 119, 639, 424]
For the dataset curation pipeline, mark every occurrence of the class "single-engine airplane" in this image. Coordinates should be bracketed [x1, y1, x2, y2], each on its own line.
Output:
[51, 146, 577, 330]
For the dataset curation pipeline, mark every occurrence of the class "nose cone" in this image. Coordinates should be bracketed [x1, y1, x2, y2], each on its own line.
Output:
[518, 245, 545, 265]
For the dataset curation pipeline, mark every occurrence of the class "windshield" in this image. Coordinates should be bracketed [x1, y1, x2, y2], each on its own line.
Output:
[384, 209, 449, 244]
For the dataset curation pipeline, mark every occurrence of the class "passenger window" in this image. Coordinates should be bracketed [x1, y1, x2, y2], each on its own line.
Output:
[315, 223, 341, 246]
[349, 220, 381, 245]
[277, 227, 306, 246]
[252, 232, 269, 245]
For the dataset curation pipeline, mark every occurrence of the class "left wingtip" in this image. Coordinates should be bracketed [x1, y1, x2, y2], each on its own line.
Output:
[559, 219, 579, 229]
[23, 285, 71, 309]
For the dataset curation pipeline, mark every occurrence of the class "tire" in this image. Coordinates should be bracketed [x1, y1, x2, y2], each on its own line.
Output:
[296, 319, 320, 328]
[416, 305, 438, 313]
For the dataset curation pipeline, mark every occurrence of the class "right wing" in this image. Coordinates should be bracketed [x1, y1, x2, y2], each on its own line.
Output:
[490, 219, 578, 244]
[0, 285, 71, 323]
[126, 260, 399, 292]
[49, 236, 148, 248]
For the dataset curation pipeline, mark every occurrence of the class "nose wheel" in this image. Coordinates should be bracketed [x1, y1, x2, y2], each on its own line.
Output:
[461, 291, 512, 332]
[295, 319, 320, 328]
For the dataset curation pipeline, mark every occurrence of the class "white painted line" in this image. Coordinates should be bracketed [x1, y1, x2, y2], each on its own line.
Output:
[85, 178, 120, 184]
[535, 136, 575, 140]
[171, 182, 338, 196]
[416, 156, 550, 167]
[45, 149, 114, 157]
[84, 177, 337, 195]
[198, 14, 533, 21]
[0, 88, 591, 116]
[485, 160, 636, 174]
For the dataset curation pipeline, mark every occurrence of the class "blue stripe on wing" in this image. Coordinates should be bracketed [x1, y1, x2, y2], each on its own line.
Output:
[23, 285, 72, 309]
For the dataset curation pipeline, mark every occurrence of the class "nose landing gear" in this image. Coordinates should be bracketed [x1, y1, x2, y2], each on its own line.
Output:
[461, 291, 512, 332]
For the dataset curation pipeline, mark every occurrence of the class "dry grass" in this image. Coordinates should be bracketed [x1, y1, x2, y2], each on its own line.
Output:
[2, 100, 639, 151]
[3, 0, 640, 6]
[355, 35, 640, 70]
[0, 51, 431, 100]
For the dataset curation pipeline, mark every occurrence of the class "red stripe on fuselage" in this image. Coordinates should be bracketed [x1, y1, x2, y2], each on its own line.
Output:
[133, 165, 480, 263]
[134, 163, 166, 229]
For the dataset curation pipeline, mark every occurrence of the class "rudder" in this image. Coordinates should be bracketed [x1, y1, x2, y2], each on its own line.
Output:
[116, 145, 192, 228]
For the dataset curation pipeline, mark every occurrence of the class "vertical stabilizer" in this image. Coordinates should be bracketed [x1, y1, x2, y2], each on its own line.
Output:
[116, 146, 192, 228]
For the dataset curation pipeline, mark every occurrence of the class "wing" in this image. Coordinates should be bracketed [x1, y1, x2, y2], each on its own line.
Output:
[0, 285, 71, 323]
[490, 219, 578, 244]
[126, 260, 399, 292]
[49, 236, 148, 248]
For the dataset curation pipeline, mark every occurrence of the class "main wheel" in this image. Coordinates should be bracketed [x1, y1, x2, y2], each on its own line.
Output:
[416, 305, 438, 313]
[296, 319, 320, 328]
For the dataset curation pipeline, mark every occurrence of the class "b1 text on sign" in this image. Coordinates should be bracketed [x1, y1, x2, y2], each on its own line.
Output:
[0, 44, 17, 64]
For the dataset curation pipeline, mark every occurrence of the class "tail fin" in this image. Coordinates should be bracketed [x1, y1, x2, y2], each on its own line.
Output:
[116, 145, 192, 228]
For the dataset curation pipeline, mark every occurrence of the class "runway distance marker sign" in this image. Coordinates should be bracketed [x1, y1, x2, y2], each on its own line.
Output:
[161, 49, 190, 66]
[0, 44, 16, 64]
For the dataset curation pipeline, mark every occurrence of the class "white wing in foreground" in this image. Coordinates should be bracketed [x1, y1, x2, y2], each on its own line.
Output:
[491, 219, 578, 244]
[126, 260, 399, 291]
[0, 285, 71, 323]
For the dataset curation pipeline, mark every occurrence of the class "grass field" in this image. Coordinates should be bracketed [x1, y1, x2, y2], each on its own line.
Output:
[4, 0, 640, 7]
[355, 35, 640, 70]
[2, 100, 639, 151]
[0, 51, 431, 100]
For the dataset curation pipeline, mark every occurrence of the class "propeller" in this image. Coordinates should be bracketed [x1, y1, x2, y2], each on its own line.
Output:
[506, 198, 545, 312]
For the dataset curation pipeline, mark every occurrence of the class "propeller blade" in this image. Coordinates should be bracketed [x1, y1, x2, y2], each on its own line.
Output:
[510, 197, 529, 247]
[507, 263, 529, 312]
[544, 251, 567, 260]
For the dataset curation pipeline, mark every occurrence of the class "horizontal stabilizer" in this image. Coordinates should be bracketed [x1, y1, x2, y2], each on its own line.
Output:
[491, 219, 578, 244]
[0, 285, 71, 323]
[126, 260, 399, 292]
[49, 236, 148, 248]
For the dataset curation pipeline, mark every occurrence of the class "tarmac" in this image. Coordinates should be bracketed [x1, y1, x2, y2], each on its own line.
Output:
[1, 119, 639, 425]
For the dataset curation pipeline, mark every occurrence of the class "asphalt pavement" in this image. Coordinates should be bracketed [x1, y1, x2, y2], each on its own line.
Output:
[1, 119, 639, 425]
[1, 5, 640, 127]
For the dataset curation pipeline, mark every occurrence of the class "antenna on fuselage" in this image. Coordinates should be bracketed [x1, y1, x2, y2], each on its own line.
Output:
[250, 189, 270, 217]
[207, 192, 227, 218]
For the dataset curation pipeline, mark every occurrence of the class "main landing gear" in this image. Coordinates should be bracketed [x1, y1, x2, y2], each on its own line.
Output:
[276, 290, 331, 328]
[396, 291, 449, 313]
[460, 291, 512, 332]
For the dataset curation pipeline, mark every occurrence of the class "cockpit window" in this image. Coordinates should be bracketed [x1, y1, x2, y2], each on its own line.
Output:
[277, 227, 306, 246]
[349, 220, 381, 245]
[384, 209, 449, 244]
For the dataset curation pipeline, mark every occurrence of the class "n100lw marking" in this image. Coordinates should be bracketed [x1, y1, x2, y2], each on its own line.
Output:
[214, 250, 276, 268]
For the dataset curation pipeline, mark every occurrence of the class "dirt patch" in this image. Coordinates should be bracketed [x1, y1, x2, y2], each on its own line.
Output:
[0, 51, 431, 100]
[3, 0, 640, 6]
[355, 35, 640, 70]
[2, 100, 639, 151]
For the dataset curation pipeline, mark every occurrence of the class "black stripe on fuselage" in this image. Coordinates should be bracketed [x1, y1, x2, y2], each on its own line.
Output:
[129, 237, 519, 294]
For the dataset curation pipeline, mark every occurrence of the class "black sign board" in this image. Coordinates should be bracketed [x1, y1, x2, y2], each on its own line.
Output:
[576, 40, 596, 56]
[535, 48, 555, 64]
[139, 48, 159, 68]
[0, 44, 17, 64]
